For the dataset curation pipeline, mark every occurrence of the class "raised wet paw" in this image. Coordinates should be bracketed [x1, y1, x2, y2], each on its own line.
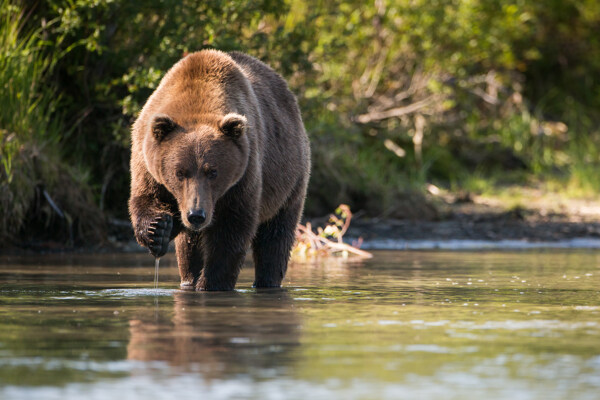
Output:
[146, 214, 173, 257]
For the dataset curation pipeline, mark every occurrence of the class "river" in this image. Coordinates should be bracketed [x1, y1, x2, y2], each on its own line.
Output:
[0, 250, 599, 399]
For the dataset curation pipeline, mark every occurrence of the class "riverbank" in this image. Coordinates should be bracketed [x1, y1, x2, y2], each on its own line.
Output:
[4, 189, 600, 254]
[314, 188, 600, 250]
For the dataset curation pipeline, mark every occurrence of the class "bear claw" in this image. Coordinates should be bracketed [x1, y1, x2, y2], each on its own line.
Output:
[146, 214, 173, 257]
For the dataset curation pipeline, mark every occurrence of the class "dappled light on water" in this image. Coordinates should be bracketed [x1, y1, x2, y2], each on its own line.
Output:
[0, 251, 599, 399]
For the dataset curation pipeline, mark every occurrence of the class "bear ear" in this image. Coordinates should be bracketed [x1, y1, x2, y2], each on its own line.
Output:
[151, 114, 178, 142]
[219, 113, 247, 138]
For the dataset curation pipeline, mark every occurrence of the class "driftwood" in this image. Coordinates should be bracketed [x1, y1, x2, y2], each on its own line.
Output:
[293, 204, 373, 260]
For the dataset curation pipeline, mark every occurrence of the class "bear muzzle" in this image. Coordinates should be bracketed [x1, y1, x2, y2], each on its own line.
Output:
[186, 208, 207, 230]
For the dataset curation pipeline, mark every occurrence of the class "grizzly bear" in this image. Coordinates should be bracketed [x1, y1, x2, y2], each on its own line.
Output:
[128, 50, 310, 291]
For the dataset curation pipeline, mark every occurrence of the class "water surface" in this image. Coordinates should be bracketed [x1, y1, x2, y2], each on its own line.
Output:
[0, 251, 599, 399]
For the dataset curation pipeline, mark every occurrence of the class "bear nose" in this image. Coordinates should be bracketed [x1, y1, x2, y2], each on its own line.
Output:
[187, 209, 206, 227]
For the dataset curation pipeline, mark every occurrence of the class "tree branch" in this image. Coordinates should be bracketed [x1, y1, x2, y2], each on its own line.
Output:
[355, 95, 439, 123]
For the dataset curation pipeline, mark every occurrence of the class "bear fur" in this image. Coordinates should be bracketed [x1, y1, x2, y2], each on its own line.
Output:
[129, 50, 310, 291]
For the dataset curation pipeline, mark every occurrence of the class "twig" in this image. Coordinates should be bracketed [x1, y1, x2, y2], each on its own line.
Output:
[355, 95, 439, 123]
[293, 205, 372, 260]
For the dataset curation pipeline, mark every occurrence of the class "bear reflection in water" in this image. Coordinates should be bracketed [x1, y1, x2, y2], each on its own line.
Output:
[127, 289, 300, 376]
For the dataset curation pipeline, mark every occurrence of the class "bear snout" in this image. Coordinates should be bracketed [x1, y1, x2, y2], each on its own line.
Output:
[187, 208, 207, 229]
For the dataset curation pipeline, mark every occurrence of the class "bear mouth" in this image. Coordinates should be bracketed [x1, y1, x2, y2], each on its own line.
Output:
[184, 220, 209, 231]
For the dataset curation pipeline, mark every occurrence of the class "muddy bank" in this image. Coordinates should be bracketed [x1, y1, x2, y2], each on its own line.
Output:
[309, 194, 600, 248]
[344, 211, 600, 244]
[5, 194, 600, 253]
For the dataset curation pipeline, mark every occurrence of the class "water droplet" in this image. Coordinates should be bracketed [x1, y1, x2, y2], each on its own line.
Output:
[154, 257, 160, 289]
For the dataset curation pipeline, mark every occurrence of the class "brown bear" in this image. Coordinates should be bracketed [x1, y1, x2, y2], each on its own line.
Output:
[128, 50, 310, 291]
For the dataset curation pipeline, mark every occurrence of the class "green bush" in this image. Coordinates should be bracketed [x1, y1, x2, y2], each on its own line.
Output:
[2, 0, 600, 245]
[0, 1, 101, 245]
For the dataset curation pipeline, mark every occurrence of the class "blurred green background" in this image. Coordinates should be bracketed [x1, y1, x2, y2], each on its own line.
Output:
[1, 0, 599, 246]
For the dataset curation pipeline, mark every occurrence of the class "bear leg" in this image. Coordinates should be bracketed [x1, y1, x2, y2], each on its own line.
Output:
[129, 167, 182, 257]
[175, 230, 204, 290]
[252, 196, 304, 288]
[196, 207, 257, 291]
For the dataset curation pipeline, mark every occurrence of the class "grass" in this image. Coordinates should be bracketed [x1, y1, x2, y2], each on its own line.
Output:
[0, 1, 53, 237]
[0, 1, 102, 245]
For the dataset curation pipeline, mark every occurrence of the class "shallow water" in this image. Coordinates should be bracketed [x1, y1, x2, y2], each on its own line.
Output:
[0, 250, 599, 400]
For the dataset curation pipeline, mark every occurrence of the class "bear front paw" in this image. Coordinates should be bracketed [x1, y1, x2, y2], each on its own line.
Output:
[144, 214, 173, 257]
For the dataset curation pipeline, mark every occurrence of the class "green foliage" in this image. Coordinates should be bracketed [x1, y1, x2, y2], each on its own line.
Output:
[24, 0, 313, 215]
[2, 0, 600, 244]
[0, 0, 100, 244]
[298, 0, 600, 206]
[0, 0, 58, 237]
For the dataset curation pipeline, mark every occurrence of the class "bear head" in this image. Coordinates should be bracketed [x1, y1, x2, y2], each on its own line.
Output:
[143, 112, 249, 230]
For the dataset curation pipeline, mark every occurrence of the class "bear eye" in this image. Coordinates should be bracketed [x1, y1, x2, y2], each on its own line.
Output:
[207, 168, 218, 180]
[176, 169, 187, 181]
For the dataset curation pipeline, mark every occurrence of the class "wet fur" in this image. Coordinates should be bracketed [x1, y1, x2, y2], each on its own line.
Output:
[129, 50, 310, 290]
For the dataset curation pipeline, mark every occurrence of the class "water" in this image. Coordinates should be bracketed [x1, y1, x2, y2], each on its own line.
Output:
[154, 258, 160, 289]
[0, 250, 599, 400]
